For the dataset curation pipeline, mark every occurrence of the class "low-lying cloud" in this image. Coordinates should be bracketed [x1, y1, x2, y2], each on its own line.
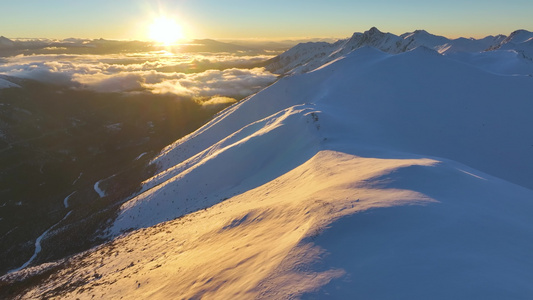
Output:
[198, 96, 238, 107]
[144, 68, 276, 97]
[0, 52, 277, 98]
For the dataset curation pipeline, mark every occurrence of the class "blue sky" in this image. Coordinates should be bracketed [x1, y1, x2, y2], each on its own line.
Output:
[1, 0, 532, 40]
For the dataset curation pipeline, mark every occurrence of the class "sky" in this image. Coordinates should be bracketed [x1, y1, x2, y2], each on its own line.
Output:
[1, 0, 532, 40]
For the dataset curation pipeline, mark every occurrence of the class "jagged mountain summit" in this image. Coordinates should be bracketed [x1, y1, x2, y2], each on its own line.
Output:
[266, 27, 532, 75]
[2, 29, 533, 299]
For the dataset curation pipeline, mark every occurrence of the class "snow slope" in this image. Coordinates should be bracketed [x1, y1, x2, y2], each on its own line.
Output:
[5, 46, 533, 299]
[447, 49, 533, 76]
[111, 46, 533, 234]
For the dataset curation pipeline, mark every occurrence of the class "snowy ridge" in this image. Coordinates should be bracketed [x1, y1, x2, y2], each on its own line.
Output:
[116, 104, 323, 231]
[6, 38, 533, 299]
[266, 27, 523, 75]
[112, 43, 533, 244]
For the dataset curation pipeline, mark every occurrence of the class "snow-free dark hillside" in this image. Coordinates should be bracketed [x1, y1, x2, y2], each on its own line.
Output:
[3, 38, 533, 299]
[0, 78, 228, 275]
[0, 36, 14, 48]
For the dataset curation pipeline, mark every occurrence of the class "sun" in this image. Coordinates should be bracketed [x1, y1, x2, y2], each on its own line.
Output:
[149, 17, 184, 45]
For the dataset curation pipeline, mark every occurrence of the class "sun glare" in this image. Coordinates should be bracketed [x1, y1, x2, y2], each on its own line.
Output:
[149, 17, 184, 46]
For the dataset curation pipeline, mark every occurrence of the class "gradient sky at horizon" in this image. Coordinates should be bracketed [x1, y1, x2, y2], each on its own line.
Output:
[1, 0, 532, 40]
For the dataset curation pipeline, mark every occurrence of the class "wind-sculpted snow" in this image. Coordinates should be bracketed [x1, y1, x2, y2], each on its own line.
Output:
[6, 38, 533, 299]
[112, 105, 323, 232]
[14, 151, 440, 299]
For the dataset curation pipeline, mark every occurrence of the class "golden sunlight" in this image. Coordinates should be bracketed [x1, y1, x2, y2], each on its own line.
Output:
[149, 16, 184, 45]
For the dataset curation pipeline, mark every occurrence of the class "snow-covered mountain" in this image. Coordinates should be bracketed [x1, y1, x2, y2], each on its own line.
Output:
[4, 33, 533, 299]
[497, 29, 533, 46]
[489, 29, 533, 61]
[110, 46, 533, 233]
[266, 27, 517, 75]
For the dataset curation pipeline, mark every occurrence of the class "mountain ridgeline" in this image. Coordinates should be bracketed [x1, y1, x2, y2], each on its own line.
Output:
[266, 27, 533, 75]
[2, 27, 533, 299]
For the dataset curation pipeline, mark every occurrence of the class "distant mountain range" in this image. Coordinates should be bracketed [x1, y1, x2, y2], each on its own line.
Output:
[266, 27, 533, 74]
[0, 36, 270, 56]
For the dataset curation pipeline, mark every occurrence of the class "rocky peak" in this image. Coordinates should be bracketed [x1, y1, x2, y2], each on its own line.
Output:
[502, 29, 533, 44]
[365, 27, 384, 36]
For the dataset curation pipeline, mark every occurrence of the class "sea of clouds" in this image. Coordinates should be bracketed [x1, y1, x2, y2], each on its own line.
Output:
[0, 51, 278, 102]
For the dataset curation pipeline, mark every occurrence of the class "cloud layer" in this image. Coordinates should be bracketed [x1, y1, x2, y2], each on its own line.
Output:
[0, 52, 277, 98]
